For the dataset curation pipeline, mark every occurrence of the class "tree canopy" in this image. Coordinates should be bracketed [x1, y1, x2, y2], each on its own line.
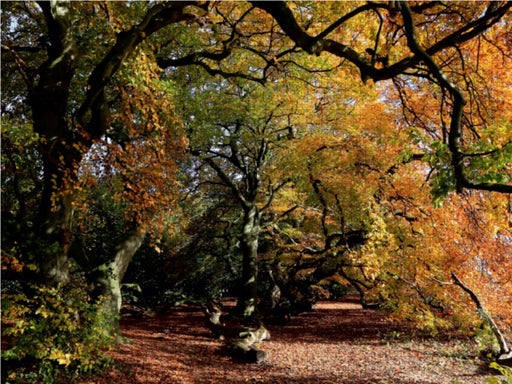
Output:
[1, 1, 512, 379]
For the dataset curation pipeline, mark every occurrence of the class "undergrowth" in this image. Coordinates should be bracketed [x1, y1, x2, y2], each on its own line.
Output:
[2, 267, 116, 384]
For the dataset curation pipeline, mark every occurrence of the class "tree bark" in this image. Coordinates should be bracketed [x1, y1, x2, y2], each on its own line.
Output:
[96, 229, 146, 335]
[233, 205, 261, 318]
[31, 1, 78, 283]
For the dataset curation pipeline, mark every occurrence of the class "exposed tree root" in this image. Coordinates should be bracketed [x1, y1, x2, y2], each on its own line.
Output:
[202, 300, 270, 363]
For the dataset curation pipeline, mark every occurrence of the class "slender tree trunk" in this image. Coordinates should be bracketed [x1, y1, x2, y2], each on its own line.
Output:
[96, 229, 146, 335]
[233, 205, 261, 318]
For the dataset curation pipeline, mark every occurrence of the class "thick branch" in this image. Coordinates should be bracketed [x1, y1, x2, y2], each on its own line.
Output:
[157, 43, 266, 84]
[253, 1, 511, 84]
[76, 2, 196, 139]
[398, 1, 512, 194]
[252, 1, 376, 82]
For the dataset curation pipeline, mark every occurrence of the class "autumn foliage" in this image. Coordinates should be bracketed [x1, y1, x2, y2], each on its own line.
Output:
[1, 1, 512, 382]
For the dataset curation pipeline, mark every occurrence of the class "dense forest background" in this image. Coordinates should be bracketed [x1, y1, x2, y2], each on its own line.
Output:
[1, 1, 512, 382]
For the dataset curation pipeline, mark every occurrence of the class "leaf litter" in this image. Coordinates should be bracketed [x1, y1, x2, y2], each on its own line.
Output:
[87, 295, 499, 384]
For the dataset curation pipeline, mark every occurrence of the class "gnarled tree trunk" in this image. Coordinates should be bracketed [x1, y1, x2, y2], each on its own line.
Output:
[95, 229, 146, 335]
[203, 300, 270, 363]
[233, 205, 261, 318]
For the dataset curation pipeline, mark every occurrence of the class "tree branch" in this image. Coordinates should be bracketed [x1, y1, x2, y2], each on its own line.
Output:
[1, 44, 36, 93]
[76, 2, 197, 140]
[397, 1, 512, 194]
[197, 153, 249, 209]
[157, 48, 233, 68]
[451, 272, 510, 356]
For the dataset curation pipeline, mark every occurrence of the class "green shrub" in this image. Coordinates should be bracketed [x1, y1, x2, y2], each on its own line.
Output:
[476, 323, 501, 356]
[485, 362, 512, 384]
[328, 283, 352, 299]
[2, 274, 115, 383]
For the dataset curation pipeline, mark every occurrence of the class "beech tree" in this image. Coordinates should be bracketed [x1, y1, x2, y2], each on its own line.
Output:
[2, 2, 194, 337]
[2, 0, 511, 359]
[253, 1, 512, 193]
[173, 74, 313, 317]
[2, 2, 194, 285]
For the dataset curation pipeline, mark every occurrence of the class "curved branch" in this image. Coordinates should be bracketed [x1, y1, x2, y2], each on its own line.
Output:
[314, 3, 378, 41]
[195, 61, 266, 84]
[398, 1, 512, 194]
[254, 1, 511, 79]
[252, 1, 376, 82]
[76, 2, 196, 138]
[452, 272, 510, 356]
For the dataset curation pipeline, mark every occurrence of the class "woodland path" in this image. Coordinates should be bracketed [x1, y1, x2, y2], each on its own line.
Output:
[91, 295, 497, 384]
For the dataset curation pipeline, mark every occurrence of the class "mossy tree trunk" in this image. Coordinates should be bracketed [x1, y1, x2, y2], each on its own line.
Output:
[95, 229, 146, 335]
[233, 204, 261, 318]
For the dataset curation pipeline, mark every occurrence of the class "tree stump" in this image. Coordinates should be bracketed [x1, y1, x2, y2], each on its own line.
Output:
[202, 301, 270, 363]
[227, 326, 270, 363]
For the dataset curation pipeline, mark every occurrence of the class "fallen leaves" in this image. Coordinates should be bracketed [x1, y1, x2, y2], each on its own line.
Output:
[87, 296, 497, 384]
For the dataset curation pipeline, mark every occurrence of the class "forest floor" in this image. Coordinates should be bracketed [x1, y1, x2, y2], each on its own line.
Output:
[91, 295, 501, 384]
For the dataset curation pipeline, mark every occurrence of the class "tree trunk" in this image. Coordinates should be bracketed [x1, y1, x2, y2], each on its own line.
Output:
[38, 183, 75, 283]
[30, 0, 78, 284]
[233, 205, 260, 318]
[96, 229, 146, 335]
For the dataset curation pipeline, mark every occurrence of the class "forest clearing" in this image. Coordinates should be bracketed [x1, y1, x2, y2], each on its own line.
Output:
[89, 296, 501, 384]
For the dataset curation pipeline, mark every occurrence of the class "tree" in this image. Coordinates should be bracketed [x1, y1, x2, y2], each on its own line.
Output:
[2, 1, 191, 283]
[252, 1, 512, 194]
[174, 78, 296, 317]
[2, 0, 511, 368]
[169, 26, 363, 315]
[264, 92, 512, 344]
[3, 0, 509, 303]
[263, 89, 403, 312]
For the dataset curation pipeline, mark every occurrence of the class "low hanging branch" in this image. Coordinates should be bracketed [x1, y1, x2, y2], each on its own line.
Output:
[451, 272, 511, 362]
[397, 1, 512, 194]
[254, 1, 512, 194]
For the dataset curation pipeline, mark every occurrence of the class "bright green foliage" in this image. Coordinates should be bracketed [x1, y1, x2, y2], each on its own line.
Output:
[485, 363, 512, 384]
[2, 271, 115, 383]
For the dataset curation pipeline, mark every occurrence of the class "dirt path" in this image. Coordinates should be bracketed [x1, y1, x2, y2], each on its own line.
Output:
[93, 296, 495, 384]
